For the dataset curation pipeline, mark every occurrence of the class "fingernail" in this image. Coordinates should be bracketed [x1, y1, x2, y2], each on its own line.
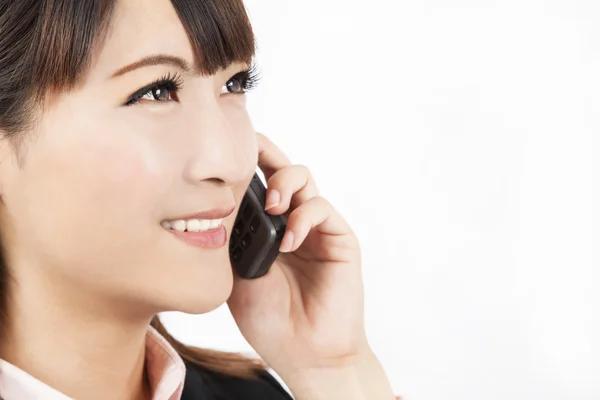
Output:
[279, 230, 294, 253]
[265, 189, 280, 210]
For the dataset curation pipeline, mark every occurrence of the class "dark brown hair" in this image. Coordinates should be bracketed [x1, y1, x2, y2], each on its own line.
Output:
[0, 0, 265, 379]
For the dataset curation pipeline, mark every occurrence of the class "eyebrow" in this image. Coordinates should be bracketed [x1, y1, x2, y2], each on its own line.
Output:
[111, 54, 192, 78]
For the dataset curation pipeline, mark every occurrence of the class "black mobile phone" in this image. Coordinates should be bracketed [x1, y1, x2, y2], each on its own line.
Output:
[229, 173, 287, 279]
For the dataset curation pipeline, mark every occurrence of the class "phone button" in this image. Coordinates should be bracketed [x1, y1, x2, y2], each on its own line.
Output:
[234, 221, 244, 237]
[241, 233, 252, 249]
[250, 215, 261, 233]
[232, 247, 243, 261]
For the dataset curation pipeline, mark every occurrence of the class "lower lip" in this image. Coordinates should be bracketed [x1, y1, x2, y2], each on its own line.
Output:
[166, 225, 228, 249]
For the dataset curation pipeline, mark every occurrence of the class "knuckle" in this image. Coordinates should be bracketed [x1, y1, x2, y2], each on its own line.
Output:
[292, 163, 309, 173]
[268, 164, 310, 185]
[287, 207, 306, 225]
[294, 198, 319, 215]
[310, 195, 329, 208]
[293, 164, 312, 180]
[266, 169, 285, 185]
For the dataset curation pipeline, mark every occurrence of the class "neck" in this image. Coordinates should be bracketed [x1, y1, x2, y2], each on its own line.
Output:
[1, 272, 153, 400]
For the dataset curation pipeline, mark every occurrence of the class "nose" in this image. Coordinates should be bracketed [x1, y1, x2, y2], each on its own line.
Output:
[181, 99, 255, 187]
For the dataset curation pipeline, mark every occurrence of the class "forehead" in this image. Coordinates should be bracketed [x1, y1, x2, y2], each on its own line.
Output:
[92, 0, 194, 77]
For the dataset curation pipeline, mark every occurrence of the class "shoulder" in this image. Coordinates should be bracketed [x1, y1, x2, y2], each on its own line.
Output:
[181, 363, 293, 400]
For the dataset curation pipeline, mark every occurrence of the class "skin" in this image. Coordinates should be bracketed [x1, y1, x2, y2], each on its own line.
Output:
[0, 0, 396, 399]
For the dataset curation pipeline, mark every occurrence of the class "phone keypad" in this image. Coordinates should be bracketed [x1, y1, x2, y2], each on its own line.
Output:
[250, 215, 261, 233]
[233, 220, 244, 237]
[241, 233, 252, 249]
[231, 199, 260, 264]
[230, 173, 286, 279]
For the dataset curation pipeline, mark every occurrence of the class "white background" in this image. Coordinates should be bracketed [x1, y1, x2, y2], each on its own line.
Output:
[162, 1, 599, 399]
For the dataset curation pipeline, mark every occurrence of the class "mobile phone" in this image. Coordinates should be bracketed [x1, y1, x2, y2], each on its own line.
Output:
[229, 173, 287, 279]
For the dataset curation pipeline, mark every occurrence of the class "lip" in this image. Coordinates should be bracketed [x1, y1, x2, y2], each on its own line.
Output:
[167, 206, 236, 222]
[162, 206, 235, 250]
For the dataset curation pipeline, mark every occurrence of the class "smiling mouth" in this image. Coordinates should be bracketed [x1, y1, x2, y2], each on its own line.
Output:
[161, 218, 223, 232]
[160, 206, 234, 248]
[161, 220, 228, 249]
[160, 206, 236, 232]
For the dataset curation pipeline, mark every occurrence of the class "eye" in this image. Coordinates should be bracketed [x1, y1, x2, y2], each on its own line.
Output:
[222, 64, 261, 95]
[125, 72, 184, 106]
[139, 86, 172, 102]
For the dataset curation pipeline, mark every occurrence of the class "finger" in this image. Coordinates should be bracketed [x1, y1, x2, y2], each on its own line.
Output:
[264, 164, 319, 214]
[256, 132, 292, 181]
[279, 196, 353, 253]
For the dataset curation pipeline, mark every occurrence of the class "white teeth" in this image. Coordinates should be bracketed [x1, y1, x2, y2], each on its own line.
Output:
[198, 219, 211, 231]
[162, 218, 223, 232]
[161, 221, 172, 229]
[172, 220, 187, 232]
[186, 219, 201, 232]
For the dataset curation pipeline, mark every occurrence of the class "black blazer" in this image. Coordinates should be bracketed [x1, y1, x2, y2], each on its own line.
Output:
[181, 362, 294, 400]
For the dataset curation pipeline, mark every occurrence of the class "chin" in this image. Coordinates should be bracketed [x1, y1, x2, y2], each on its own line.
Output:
[167, 263, 235, 315]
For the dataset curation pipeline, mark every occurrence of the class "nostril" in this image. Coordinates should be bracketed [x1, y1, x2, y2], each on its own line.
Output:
[205, 177, 226, 184]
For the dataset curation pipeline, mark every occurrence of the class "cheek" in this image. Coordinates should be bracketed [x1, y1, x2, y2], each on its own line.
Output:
[15, 120, 170, 256]
[0, 120, 167, 295]
[85, 139, 167, 215]
[67, 137, 167, 222]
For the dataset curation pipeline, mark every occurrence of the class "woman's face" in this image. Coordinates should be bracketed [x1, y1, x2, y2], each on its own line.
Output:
[0, 0, 258, 315]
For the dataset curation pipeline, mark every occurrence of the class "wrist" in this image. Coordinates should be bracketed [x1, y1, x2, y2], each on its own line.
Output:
[278, 348, 395, 400]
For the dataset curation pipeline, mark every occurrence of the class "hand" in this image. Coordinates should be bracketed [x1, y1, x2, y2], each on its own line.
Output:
[227, 133, 367, 375]
[227, 133, 396, 398]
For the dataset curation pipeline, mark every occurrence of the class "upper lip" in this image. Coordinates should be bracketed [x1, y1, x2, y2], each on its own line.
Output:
[166, 206, 236, 221]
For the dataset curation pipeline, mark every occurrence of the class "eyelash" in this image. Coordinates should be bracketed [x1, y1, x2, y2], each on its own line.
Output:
[124, 65, 261, 106]
[227, 63, 261, 94]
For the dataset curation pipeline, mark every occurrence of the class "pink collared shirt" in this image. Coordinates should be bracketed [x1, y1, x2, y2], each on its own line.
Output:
[0, 326, 187, 400]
